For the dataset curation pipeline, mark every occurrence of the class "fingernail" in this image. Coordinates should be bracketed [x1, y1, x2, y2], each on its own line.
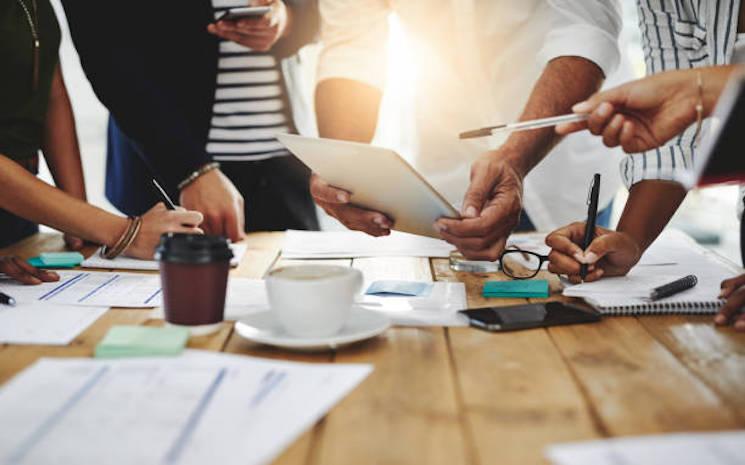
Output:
[464, 206, 478, 218]
[597, 102, 612, 117]
[596, 268, 604, 277]
[373, 216, 387, 227]
[736, 320, 745, 330]
[573, 252, 585, 263]
[336, 193, 348, 202]
[714, 314, 726, 324]
[434, 222, 447, 233]
[584, 252, 599, 264]
[572, 101, 591, 113]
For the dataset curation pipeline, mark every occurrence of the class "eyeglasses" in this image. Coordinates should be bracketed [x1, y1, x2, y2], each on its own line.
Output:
[448, 245, 549, 279]
[499, 245, 549, 279]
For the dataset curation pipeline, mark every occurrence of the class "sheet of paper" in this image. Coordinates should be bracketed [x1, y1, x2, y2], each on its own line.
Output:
[357, 282, 468, 326]
[0, 271, 162, 308]
[0, 303, 107, 345]
[281, 229, 454, 258]
[81, 243, 248, 271]
[546, 431, 745, 465]
[365, 280, 433, 297]
[149, 278, 269, 320]
[0, 350, 371, 465]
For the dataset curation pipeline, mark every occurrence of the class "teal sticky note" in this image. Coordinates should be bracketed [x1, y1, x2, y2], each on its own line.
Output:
[365, 280, 433, 297]
[482, 280, 549, 298]
[28, 252, 84, 268]
[95, 325, 189, 358]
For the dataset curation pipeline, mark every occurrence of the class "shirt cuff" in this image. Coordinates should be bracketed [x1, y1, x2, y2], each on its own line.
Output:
[619, 145, 694, 189]
[537, 24, 620, 78]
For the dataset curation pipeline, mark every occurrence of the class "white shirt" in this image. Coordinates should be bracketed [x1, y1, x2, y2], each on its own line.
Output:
[317, 0, 627, 230]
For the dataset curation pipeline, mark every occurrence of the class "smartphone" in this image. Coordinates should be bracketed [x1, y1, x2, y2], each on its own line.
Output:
[216, 6, 271, 22]
[459, 302, 600, 332]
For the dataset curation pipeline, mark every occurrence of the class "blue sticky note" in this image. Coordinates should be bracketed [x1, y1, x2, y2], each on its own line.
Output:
[365, 280, 434, 297]
[482, 280, 549, 298]
[28, 252, 84, 269]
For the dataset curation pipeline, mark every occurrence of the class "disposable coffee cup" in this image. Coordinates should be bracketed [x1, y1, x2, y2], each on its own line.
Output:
[266, 265, 363, 338]
[156, 233, 233, 336]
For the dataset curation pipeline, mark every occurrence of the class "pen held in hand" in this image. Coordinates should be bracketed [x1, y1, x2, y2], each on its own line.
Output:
[151, 179, 178, 210]
[580, 173, 601, 281]
[459, 113, 588, 139]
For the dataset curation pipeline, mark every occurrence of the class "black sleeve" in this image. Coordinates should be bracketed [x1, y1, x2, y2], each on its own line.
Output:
[60, 1, 213, 191]
[273, 0, 320, 59]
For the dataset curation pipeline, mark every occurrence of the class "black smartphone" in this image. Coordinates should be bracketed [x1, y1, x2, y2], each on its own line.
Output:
[216, 6, 271, 22]
[459, 302, 600, 332]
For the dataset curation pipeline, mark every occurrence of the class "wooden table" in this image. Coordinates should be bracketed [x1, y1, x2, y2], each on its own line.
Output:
[1, 232, 744, 465]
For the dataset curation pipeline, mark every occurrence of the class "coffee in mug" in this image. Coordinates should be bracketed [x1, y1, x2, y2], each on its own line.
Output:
[156, 233, 233, 336]
[266, 265, 363, 338]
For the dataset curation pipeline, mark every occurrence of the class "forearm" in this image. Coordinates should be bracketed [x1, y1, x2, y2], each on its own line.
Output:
[315, 78, 382, 142]
[616, 180, 687, 251]
[0, 155, 125, 247]
[700, 65, 743, 116]
[41, 65, 86, 201]
[500, 56, 605, 176]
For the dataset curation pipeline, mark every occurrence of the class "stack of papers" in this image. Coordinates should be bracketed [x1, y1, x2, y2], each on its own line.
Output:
[281, 229, 454, 258]
[546, 431, 745, 465]
[82, 243, 248, 270]
[0, 350, 371, 465]
[0, 303, 107, 345]
[95, 325, 189, 358]
[483, 280, 549, 298]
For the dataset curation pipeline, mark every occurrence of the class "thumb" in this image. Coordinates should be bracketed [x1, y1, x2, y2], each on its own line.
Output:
[462, 168, 494, 218]
[582, 234, 619, 264]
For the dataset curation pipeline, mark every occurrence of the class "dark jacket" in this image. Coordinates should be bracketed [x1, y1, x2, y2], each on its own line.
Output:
[61, 1, 318, 215]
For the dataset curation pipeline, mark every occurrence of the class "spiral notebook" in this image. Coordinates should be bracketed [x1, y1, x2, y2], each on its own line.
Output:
[562, 230, 738, 315]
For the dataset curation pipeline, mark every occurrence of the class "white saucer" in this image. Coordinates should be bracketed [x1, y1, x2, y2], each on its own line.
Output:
[234, 309, 391, 351]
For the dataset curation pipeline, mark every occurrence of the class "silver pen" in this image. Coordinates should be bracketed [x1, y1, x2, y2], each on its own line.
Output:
[459, 113, 588, 139]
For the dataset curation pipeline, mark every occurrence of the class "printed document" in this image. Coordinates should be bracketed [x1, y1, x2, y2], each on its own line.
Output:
[82, 243, 248, 271]
[281, 229, 454, 258]
[0, 350, 372, 465]
[0, 303, 107, 345]
[546, 431, 745, 465]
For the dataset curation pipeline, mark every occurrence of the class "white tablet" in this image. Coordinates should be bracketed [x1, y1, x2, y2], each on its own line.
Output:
[277, 134, 459, 238]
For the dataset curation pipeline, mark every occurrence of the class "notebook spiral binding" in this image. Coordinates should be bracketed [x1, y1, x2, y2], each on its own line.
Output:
[601, 300, 724, 316]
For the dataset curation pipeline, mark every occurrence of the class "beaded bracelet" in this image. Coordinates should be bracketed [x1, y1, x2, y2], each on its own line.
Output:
[177, 162, 221, 191]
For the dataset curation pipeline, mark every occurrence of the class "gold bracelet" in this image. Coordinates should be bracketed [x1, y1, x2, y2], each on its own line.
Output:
[119, 216, 143, 257]
[101, 217, 133, 259]
[101, 216, 142, 259]
[693, 70, 704, 145]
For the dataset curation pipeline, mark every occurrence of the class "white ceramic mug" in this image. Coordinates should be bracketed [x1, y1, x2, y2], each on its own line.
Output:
[265, 265, 363, 338]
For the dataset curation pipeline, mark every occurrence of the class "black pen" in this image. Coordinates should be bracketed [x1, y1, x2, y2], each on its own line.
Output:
[151, 179, 177, 210]
[580, 173, 601, 280]
[649, 275, 698, 301]
[0, 292, 16, 306]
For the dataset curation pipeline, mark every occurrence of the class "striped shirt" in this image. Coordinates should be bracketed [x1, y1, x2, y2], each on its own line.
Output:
[208, 0, 293, 161]
[622, 0, 742, 188]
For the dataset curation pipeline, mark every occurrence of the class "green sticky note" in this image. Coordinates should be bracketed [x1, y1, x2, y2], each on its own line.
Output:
[482, 280, 550, 298]
[28, 252, 84, 268]
[95, 325, 189, 358]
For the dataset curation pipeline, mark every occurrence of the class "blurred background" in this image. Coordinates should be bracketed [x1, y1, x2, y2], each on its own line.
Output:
[45, 0, 741, 259]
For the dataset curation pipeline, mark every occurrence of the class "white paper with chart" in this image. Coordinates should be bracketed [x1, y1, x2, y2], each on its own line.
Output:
[0, 350, 372, 465]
